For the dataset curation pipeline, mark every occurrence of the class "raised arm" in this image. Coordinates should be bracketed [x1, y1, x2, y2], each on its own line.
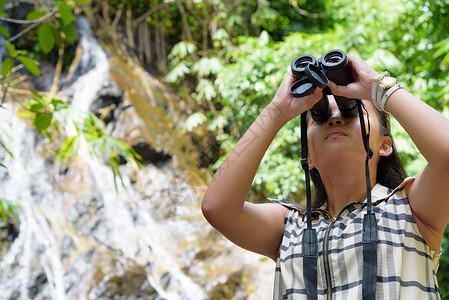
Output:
[202, 71, 323, 260]
[330, 55, 449, 251]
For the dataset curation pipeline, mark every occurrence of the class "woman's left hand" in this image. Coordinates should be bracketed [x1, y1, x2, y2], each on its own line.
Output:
[328, 55, 378, 101]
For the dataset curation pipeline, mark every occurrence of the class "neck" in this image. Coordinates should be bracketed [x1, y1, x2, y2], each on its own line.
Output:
[318, 158, 378, 217]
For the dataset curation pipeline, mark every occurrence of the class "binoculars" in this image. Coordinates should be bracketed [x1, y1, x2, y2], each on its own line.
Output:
[289, 49, 358, 122]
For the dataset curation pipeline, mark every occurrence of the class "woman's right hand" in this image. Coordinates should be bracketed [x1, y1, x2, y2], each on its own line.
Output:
[270, 71, 324, 123]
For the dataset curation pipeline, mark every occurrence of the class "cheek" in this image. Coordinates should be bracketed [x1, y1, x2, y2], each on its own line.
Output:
[306, 128, 321, 162]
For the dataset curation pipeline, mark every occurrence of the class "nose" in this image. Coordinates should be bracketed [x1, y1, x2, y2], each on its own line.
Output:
[327, 116, 344, 126]
[326, 98, 345, 126]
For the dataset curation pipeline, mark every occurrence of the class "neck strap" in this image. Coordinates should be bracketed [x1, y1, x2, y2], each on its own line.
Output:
[300, 101, 378, 299]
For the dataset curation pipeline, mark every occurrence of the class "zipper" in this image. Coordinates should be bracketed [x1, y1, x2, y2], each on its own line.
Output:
[320, 201, 361, 300]
[323, 216, 336, 300]
[315, 201, 367, 300]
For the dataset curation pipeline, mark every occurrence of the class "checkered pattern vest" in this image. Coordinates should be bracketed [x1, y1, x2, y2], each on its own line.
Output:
[270, 179, 441, 299]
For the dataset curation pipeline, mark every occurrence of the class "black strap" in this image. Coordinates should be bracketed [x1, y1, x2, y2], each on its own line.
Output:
[300, 112, 318, 300]
[356, 101, 378, 300]
[300, 104, 377, 300]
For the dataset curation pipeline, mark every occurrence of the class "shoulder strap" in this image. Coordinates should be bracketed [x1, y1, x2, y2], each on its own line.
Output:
[300, 112, 318, 300]
[357, 100, 378, 300]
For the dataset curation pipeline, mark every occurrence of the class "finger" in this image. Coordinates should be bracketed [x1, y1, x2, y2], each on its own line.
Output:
[304, 87, 324, 109]
[328, 80, 360, 99]
[328, 80, 347, 96]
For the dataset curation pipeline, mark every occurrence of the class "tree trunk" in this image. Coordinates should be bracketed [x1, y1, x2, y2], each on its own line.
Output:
[126, 2, 135, 49]
[175, 0, 193, 42]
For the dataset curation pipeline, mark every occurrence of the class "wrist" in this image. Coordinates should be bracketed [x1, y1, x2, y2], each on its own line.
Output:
[264, 101, 291, 127]
[372, 72, 402, 112]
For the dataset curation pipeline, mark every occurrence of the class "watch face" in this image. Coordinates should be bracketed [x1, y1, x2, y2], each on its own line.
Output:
[382, 77, 396, 86]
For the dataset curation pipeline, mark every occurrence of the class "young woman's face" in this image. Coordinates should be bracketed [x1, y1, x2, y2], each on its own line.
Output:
[306, 96, 390, 171]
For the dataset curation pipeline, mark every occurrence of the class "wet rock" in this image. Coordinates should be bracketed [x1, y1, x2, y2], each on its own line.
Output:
[93, 256, 157, 299]
[90, 80, 124, 124]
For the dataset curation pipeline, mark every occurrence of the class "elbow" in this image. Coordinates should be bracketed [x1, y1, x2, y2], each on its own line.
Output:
[201, 192, 218, 224]
[201, 190, 231, 227]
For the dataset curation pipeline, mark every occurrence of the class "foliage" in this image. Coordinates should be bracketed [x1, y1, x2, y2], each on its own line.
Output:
[0, 1, 142, 191]
[0, 131, 13, 169]
[59, 112, 143, 190]
[16, 91, 68, 139]
[0, 198, 20, 223]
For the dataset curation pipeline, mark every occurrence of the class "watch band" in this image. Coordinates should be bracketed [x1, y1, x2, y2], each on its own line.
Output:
[378, 83, 403, 112]
[372, 76, 378, 103]
[372, 72, 387, 108]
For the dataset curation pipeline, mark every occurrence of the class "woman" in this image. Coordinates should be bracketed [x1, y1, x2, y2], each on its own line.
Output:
[202, 54, 447, 299]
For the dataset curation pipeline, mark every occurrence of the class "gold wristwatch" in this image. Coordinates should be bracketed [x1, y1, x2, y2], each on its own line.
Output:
[380, 76, 398, 89]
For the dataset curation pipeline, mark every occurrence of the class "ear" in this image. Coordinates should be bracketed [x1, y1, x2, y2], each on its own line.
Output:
[378, 135, 393, 157]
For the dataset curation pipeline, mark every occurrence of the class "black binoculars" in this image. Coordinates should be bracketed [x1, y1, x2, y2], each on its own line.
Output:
[289, 49, 358, 122]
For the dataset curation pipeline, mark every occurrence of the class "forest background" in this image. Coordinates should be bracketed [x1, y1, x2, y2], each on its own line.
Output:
[1, 0, 449, 297]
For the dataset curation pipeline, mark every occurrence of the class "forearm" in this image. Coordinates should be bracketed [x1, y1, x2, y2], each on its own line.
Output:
[386, 88, 449, 166]
[202, 102, 288, 217]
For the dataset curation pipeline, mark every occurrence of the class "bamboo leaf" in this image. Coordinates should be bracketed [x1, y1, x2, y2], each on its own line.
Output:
[0, 201, 6, 223]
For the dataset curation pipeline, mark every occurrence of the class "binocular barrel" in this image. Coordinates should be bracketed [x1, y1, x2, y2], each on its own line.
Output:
[290, 49, 358, 122]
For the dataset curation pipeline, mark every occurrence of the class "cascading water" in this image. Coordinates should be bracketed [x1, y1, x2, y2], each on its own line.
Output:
[0, 15, 274, 300]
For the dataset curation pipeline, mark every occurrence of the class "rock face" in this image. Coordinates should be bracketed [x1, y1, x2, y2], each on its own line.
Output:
[0, 15, 274, 299]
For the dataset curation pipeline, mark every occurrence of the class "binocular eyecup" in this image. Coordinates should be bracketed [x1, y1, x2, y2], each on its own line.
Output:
[290, 49, 358, 122]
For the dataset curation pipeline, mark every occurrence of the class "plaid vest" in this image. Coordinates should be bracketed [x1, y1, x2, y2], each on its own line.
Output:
[270, 179, 441, 299]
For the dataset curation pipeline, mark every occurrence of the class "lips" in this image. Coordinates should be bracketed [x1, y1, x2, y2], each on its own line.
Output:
[325, 128, 347, 139]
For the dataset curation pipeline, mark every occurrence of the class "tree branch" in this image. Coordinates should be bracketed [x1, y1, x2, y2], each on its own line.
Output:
[291, 0, 319, 19]
[131, 3, 166, 27]
[0, 6, 57, 24]
[2, 8, 57, 44]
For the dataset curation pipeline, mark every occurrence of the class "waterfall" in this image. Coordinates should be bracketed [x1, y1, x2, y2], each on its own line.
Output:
[0, 15, 274, 300]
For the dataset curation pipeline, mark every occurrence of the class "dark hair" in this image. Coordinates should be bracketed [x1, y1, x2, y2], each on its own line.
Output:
[309, 105, 407, 208]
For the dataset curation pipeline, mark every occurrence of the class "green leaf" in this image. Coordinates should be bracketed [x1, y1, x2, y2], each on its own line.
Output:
[0, 135, 13, 159]
[34, 112, 53, 133]
[48, 22, 65, 48]
[5, 42, 18, 58]
[164, 62, 191, 83]
[0, 198, 21, 222]
[195, 79, 216, 101]
[61, 24, 76, 44]
[0, 25, 10, 38]
[29, 103, 44, 113]
[168, 41, 197, 60]
[192, 57, 224, 76]
[17, 56, 40, 76]
[26, 10, 46, 20]
[38, 23, 55, 54]
[56, 135, 79, 162]
[184, 112, 207, 131]
[1, 57, 13, 76]
[0, 0, 5, 13]
[58, 3, 76, 26]
[0, 201, 6, 222]
[73, 0, 90, 4]
[51, 98, 67, 110]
